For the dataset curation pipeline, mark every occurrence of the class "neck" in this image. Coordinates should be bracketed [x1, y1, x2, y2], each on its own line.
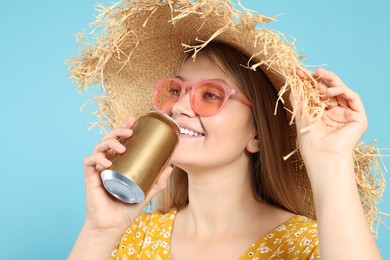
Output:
[178, 163, 266, 236]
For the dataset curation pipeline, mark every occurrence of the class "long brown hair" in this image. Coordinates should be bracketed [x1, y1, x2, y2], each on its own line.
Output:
[156, 42, 304, 215]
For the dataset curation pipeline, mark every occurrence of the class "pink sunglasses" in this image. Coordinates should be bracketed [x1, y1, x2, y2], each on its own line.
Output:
[153, 78, 252, 117]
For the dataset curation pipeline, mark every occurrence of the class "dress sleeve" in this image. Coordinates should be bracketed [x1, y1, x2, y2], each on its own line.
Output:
[309, 245, 320, 259]
[109, 213, 151, 259]
[296, 216, 320, 259]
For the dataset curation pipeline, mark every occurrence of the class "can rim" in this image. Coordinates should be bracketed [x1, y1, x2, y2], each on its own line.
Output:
[147, 111, 180, 136]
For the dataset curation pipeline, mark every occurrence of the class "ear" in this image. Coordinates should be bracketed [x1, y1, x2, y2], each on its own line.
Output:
[246, 135, 260, 153]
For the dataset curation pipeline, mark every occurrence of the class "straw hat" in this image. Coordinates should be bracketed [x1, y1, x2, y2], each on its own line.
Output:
[67, 0, 385, 234]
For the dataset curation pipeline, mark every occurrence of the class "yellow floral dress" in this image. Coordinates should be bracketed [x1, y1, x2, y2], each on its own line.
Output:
[111, 209, 320, 259]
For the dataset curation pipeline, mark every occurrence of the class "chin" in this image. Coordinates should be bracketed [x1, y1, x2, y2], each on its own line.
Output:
[170, 157, 197, 171]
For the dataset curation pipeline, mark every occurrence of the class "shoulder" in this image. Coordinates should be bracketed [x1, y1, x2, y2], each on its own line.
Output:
[110, 209, 177, 259]
[127, 209, 177, 237]
[283, 215, 318, 236]
[276, 215, 319, 249]
[133, 209, 176, 224]
[243, 215, 320, 259]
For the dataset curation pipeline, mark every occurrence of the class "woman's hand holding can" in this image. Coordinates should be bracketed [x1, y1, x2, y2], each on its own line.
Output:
[75, 117, 173, 257]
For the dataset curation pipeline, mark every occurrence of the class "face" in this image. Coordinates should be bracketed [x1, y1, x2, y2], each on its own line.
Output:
[168, 52, 259, 172]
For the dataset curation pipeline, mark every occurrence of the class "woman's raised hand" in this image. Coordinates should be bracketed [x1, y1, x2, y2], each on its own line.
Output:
[82, 117, 173, 233]
[291, 67, 367, 171]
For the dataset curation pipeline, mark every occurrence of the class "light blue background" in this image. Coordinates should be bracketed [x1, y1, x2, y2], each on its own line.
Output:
[0, 0, 389, 258]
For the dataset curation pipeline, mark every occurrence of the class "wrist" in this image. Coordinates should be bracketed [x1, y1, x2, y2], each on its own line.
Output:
[82, 221, 129, 238]
[68, 224, 126, 260]
[303, 153, 356, 194]
[303, 152, 354, 177]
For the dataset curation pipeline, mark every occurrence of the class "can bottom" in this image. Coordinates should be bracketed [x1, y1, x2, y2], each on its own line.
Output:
[101, 170, 145, 203]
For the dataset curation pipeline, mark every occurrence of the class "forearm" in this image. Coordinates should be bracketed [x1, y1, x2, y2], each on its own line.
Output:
[68, 225, 124, 260]
[306, 156, 381, 260]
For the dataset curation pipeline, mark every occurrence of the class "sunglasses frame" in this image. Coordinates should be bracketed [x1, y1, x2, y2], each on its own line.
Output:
[153, 78, 252, 117]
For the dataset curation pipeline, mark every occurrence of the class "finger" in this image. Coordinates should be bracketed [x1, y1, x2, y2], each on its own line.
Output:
[316, 68, 365, 112]
[120, 117, 137, 128]
[321, 112, 339, 128]
[96, 163, 108, 172]
[299, 67, 343, 86]
[326, 86, 365, 113]
[315, 68, 352, 105]
[296, 68, 307, 79]
[310, 68, 339, 97]
[289, 88, 300, 122]
[298, 67, 335, 94]
[84, 153, 112, 168]
[94, 139, 126, 154]
[289, 88, 306, 129]
[289, 85, 313, 128]
[325, 106, 366, 124]
[315, 68, 345, 87]
[296, 67, 328, 103]
[324, 106, 348, 124]
[289, 85, 301, 112]
[296, 67, 316, 79]
[84, 155, 95, 168]
[102, 128, 133, 141]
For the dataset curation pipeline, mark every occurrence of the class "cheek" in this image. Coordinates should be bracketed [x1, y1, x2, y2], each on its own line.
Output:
[203, 109, 255, 147]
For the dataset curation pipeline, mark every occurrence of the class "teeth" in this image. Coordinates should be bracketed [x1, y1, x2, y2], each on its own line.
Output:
[180, 128, 204, 137]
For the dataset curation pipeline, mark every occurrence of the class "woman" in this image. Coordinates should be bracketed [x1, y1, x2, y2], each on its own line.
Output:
[67, 0, 383, 259]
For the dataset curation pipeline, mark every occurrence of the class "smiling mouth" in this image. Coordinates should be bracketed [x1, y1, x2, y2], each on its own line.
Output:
[180, 127, 205, 137]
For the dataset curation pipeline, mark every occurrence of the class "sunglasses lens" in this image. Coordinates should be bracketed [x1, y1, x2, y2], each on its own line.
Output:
[154, 80, 182, 113]
[192, 84, 225, 116]
[154, 80, 228, 116]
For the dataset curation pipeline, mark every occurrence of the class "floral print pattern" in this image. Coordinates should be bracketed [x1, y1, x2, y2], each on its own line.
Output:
[111, 210, 320, 259]
[241, 215, 320, 259]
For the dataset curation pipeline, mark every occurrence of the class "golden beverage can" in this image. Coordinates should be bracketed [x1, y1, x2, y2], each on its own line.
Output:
[101, 111, 180, 203]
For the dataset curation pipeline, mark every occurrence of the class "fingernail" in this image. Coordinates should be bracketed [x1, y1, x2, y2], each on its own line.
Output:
[119, 145, 126, 153]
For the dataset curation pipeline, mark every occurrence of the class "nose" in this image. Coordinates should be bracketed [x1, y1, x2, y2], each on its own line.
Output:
[171, 89, 195, 117]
